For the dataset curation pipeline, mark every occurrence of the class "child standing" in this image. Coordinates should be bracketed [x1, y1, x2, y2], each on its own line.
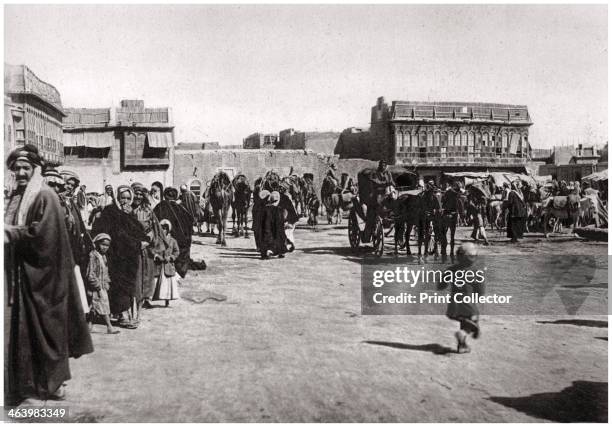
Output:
[153, 219, 180, 307]
[87, 233, 120, 334]
[438, 242, 484, 353]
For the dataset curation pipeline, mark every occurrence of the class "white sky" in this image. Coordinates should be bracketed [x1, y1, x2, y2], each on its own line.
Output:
[4, 4, 608, 148]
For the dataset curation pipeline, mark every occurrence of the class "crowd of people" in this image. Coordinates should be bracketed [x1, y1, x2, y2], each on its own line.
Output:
[4, 144, 201, 404]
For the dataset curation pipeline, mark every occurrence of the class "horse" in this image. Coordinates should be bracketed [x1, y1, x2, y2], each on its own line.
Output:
[231, 174, 252, 238]
[487, 197, 506, 231]
[386, 190, 427, 259]
[282, 174, 305, 217]
[542, 194, 581, 237]
[524, 186, 543, 232]
[209, 171, 234, 246]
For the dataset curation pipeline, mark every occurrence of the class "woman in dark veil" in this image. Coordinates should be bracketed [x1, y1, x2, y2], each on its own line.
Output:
[92, 185, 149, 328]
[153, 187, 194, 278]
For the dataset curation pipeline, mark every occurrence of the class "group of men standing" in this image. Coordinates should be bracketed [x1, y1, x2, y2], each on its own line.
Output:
[4, 144, 203, 404]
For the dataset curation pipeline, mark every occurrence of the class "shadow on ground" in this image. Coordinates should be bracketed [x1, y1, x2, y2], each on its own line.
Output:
[537, 319, 608, 328]
[363, 340, 454, 355]
[562, 283, 609, 290]
[488, 381, 608, 422]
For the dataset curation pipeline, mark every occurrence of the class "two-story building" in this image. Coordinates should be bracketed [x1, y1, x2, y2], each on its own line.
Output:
[336, 96, 533, 182]
[4, 64, 65, 167]
[62, 99, 174, 192]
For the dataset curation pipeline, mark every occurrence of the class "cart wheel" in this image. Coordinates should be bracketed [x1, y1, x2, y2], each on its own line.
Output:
[372, 216, 384, 257]
[348, 210, 360, 249]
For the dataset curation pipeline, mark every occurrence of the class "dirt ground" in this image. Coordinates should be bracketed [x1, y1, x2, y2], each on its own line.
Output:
[58, 218, 607, 422]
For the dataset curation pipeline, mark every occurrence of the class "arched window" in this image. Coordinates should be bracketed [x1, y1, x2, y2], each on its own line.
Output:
[482, 132, 489, 147]
[420, 132, 427, 147]
[434, 131, 440, 147]
[468, 132, 475, 147]
[427, 131, 433, 147]
[461, 131, 468, 147]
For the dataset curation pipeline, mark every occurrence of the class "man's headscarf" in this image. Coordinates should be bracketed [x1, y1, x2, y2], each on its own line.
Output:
[116, 185, 134, 210]
[60, 170, 80, 183]
[160, 219, 172, 231]
[6, 145, 46, 225]
[164, 187, 179, 201]
[42, 168, 65, 186]
[6, 144, 44, 169]
[93, 233, 112, 244]
[131, 182, 145, 192]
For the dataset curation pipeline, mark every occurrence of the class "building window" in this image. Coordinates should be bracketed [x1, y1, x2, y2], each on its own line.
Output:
[434, 131, 440, 147]
[440, 132, 448, 147]
[427, 131, 433, 147]
[419, 132, 427, 147]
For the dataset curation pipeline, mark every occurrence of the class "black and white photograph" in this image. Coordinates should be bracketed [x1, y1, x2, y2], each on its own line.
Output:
[2, 3, 609, 423]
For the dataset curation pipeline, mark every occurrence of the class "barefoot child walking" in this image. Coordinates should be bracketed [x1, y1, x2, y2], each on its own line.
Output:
[87, 233, 120, 334]
[438, 242, 484, 353]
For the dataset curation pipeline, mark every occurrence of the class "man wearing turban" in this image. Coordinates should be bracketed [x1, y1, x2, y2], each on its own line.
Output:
[4, 145, 93, 404]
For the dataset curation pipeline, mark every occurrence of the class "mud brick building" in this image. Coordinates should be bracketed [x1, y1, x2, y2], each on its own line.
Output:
[277, 128, 340, 154]
[4, 64, 65, 167]
[335, 96, 533, 182]
[62, 99, 174, 193]
[243, 132, 278, 149]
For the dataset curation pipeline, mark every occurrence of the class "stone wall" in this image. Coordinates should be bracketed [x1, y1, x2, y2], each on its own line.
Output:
[174, 149, 338, 196]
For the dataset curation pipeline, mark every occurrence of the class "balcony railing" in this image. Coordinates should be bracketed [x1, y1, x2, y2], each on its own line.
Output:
[396, 150, 528, 166]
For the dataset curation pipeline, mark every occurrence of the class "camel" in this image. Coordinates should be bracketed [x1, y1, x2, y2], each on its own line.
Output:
[302, 175, 320, 229]
[282, 175, 305, 217]
[231, 174, 252, 238]
[209, 171, 234, 246]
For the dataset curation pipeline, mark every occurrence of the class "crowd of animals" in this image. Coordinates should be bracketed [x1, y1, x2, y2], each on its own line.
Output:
[166, 168, 605, 257]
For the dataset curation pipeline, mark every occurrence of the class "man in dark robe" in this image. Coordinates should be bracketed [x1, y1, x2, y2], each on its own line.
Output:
[506, 181, 527, 243]
[259, 191, 287, 259]
[4, 145, 93, 404]
[252, 188, 270, 251]
[180, 184, 200, 229]
[59, 171, 93, 281]
[153, 187, 194, 278]
[92, 186, 149, 328]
